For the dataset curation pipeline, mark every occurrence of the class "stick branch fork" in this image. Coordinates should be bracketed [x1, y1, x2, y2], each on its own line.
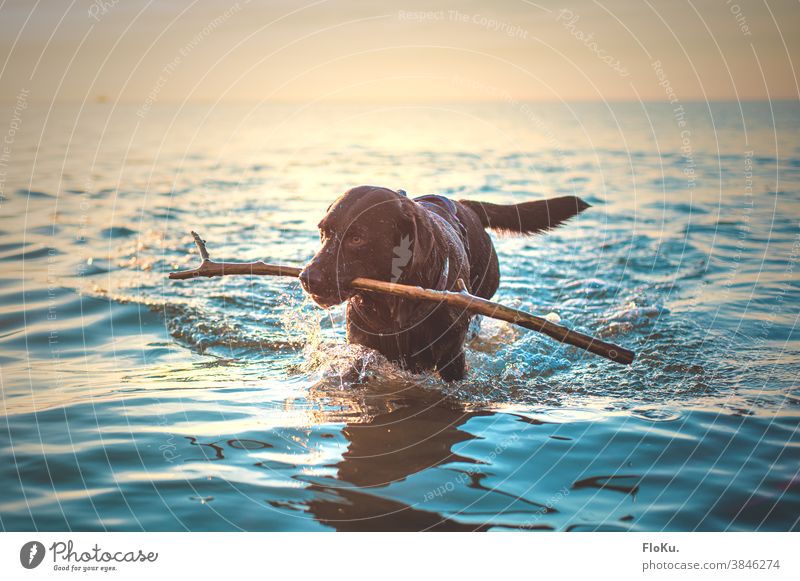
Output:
[169, 231, 635, 365]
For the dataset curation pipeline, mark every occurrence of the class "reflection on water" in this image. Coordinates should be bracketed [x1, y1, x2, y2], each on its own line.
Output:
[0, 102, 799, 531]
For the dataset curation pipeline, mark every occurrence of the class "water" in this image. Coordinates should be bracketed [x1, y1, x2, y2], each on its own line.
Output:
[1, 101, 798, 531]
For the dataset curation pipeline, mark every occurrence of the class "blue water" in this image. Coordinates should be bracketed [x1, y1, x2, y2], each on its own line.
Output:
[1, 101, 798, 531]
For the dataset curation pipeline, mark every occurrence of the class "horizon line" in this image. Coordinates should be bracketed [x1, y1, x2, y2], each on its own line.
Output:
[3, 97, 799, 105]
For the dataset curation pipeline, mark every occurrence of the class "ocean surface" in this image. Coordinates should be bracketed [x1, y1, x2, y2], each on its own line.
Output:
[1, 101, 798, 531]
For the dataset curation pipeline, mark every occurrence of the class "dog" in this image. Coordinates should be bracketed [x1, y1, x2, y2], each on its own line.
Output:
[299, 186, 589, 381]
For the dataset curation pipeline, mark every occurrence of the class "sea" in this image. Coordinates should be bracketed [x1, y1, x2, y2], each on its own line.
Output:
[1, 100, 798, 531]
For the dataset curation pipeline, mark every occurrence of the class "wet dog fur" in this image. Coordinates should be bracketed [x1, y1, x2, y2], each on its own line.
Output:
[299, 186, 589, 381]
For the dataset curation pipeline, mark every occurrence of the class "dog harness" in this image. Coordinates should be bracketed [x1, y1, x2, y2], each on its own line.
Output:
[413, 194, 458, 216]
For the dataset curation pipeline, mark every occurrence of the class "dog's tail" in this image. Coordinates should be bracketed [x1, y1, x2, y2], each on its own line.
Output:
[459, 196, 590, 235]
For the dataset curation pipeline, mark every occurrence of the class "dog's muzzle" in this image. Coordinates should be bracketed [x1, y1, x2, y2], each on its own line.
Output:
[299, 267, 353, 307]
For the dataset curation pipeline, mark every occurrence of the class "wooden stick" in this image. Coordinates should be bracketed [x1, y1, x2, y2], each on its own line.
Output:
[170, 231, 635, 365]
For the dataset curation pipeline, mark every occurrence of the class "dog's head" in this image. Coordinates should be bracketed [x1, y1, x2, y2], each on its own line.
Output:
[299, 186, 428, 307]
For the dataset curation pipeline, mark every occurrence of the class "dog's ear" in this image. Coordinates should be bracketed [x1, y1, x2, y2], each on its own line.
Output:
[394, 197, 434, 285]
[390, 198, 438, 328]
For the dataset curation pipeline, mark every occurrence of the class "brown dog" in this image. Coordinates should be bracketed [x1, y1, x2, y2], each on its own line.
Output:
[299, 186, 589, 381]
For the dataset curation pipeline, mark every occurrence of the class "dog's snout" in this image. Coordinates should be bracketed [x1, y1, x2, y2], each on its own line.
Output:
[299, 267, 324, 293]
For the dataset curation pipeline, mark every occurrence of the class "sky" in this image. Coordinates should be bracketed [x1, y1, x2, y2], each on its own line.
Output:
[0, 0, 798, 103]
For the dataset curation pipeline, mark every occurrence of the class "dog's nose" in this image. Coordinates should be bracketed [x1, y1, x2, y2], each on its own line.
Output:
[299, 267, 324, 294]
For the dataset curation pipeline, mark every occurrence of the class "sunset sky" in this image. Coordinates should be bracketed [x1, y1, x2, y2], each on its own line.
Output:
[1, 0, 798, 103]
